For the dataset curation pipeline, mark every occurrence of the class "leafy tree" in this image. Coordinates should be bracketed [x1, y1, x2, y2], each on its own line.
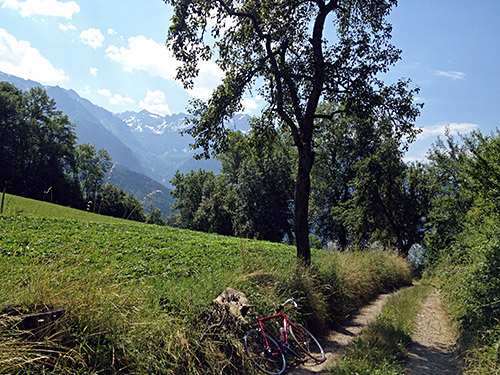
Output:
[170, 169, 224, 230]
[98, 183, 145, 222]
[169, 130, 294, 241]
[146, 203, 166, 225]
[0, 82, 24, 191]
[192, 175, 234, 235]
[165, 0, 421, 263]
[339, 140, 431, 256]
[219, 130, 294, 242]
[424, 129, 500, 265]
[0, 83, 80, 205]
[422, 131, 474, 265]
[428, 131, 500, 338]
[75, 143, 112, 208]
[464, 130, 500, 209]
[310, 103, 381, 248]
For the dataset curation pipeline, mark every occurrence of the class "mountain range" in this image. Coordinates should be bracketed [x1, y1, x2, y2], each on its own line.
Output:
[0, 71, 251, 217]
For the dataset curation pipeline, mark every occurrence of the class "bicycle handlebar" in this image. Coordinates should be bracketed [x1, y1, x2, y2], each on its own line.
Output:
[276, 298, 298, 313]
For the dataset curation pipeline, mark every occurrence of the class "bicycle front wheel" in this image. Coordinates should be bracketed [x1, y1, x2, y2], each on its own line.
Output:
[244, 328, 286, 375]
[289, 323, 326, 362]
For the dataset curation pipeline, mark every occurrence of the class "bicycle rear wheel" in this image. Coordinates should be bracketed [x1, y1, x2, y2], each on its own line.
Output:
[289, 323, 326, 362]
[244, 328, 286, 375]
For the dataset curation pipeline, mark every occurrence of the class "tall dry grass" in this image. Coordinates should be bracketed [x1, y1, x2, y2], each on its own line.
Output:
[0, 215, 412, 374]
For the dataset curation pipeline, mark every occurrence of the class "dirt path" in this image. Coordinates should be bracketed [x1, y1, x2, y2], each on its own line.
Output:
[405, 289, 461, 375]
[287, 293, 390, 374]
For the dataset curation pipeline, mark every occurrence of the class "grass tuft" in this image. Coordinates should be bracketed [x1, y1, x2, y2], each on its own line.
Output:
[327, 284, 433, 375]
[0, 196, 413, 374]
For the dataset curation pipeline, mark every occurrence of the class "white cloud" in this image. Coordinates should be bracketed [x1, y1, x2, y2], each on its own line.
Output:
[433, 70, 466, 80]
[187, 60, 224, 99]
[106, 35, 224, 99]
[58, 23, 76, 31]
[106, 35, 179, 79]
[98, 88, 135, 106]
[107, 28, 116, 35]
[140, 89, 172, 116]
[419, 122, 478, 139]
[0, 28, 68, 85]
[98, 88, 112, 97]
[2, 0, 80, 19]
[240, 97, 260, 114]
[90, 67, 98, 76]
[80, 28, 104, 49]
[109, 94, 134, 105]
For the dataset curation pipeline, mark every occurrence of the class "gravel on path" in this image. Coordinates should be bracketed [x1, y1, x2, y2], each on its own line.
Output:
[405, 289, 461, 375]
[287, 294, 390, 375]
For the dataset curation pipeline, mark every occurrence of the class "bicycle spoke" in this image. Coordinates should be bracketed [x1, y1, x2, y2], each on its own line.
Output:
[244, 329, 286, 375]
[289, 323, 326, 362]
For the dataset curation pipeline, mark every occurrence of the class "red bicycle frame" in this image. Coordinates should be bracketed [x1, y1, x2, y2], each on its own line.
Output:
[255, 299, 306, 358]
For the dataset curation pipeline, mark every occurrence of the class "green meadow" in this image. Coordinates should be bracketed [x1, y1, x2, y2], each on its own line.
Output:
[0, 194, 412, 374]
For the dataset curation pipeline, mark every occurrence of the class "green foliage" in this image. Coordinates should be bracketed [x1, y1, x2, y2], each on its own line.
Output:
[146, 203, 165, 225]
[337, 139, 431, 256]
[310, 105, 370, 248]
[0, 82, 80, 206]
[165, 0, 422, 262]
[98, 183, 146, 222]
[170, 169, 233, 234]
[220, 130, 294, 242]
[423, 131, 474, 265]
[426, 129, 500, 374]
[169, 130, 294, 242]
[75, 143, 112, 204]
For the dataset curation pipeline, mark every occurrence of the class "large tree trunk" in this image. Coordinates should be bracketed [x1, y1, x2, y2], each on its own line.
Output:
[295, 142, 314, 265]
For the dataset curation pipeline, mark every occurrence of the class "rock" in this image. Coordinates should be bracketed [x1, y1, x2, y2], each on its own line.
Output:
[212, 287, 250, 322]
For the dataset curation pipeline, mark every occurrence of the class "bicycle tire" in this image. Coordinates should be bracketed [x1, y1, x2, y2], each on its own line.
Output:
[289, 323, 326, 362]
[244, 328, 286, 375]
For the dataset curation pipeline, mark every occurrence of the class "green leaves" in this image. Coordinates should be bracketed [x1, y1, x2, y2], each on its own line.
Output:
[0, 83, 80, 206]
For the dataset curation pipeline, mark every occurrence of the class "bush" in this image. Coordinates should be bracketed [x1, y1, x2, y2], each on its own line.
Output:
[433, 199, 500, 374]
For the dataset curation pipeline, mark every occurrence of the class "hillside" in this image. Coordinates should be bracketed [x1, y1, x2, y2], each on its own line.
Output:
[108, 166, 175, 218]
[0, 71, 251, 187]
[0, 198, 412, 374]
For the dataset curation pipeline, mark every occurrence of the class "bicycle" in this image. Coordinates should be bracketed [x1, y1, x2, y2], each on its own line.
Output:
[243, 298, 325, 374]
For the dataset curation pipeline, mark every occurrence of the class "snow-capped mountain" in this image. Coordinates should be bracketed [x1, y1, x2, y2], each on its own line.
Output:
[0, 71, 251, 187]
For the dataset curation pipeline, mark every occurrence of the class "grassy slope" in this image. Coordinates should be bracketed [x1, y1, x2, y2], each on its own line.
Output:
[1, 193, 128, 224]
[0, 194, 413, 374]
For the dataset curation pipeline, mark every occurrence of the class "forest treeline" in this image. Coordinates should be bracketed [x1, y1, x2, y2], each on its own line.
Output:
[0, 82, 163, 224]
[169, 103, 429, 257]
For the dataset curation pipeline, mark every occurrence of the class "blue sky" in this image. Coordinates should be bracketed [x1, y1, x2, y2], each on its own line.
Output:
[1, 0, 499, 161]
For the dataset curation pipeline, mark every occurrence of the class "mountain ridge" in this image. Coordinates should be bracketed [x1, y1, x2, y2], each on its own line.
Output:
[0, 71, 251, 186]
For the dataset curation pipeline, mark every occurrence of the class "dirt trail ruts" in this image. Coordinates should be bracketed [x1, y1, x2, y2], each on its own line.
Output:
[287, 293, 390, 374]
[405, 289, 461, 375]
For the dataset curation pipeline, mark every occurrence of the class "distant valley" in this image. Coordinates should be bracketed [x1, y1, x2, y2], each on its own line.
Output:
[0, 71, 251, 217]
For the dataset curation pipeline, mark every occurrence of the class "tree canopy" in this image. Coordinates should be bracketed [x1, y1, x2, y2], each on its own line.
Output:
[0, 82, 80, 205]
[165, 0, 422, 263]
[169, 129, 294, 241]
